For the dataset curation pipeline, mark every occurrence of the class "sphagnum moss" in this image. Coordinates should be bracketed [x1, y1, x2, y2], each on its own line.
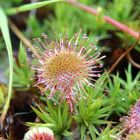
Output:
[31, 31, 105, 112]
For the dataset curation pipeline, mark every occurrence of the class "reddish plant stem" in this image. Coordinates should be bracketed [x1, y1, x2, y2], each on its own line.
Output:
[66, 0, 139, 39]
[108, 33, 140, 73]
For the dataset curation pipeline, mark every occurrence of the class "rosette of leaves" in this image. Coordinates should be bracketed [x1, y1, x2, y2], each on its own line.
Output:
[121, 65, 140, 104]
[73, 95, 113, 140]
[105, 65, 140, 116]
[26, 100, 72, 140]
[96, 124, 121, 140]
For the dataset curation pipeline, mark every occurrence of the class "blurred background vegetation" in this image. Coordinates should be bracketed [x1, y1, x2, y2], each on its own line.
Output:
[0, 0, 140, 140]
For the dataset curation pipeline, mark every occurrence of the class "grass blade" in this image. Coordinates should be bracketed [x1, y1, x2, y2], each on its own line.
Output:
[0, 7, 13, 122]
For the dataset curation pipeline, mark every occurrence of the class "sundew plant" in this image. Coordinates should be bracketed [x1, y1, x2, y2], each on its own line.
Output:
[0, 0, 140, 140]
[31, 31, 105, 112]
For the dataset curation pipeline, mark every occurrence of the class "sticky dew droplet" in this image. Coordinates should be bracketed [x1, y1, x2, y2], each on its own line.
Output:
[42, 33, 45, 36]
[82, 34, 87, 39]
[42, 33, 48, 39]
[31, 54, 35, 58]
[28, 48, 31, 52]
[37, 38, 41, 42]
[99, 64, 103, 68]
[66, 95, 69, 99]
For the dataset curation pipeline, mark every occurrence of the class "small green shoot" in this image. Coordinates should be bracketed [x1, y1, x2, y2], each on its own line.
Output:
[13, 43, 33, 90]
[27, 101, 72, 139]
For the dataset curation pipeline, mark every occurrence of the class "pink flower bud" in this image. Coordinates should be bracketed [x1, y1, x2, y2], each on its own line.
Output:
[24, 127, 55, 140]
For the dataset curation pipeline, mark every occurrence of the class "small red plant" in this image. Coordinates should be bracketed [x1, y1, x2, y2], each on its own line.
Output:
[123, 99, 140, 134]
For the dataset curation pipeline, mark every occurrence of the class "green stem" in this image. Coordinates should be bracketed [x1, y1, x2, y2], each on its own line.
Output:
[5, 0, 64, 15]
